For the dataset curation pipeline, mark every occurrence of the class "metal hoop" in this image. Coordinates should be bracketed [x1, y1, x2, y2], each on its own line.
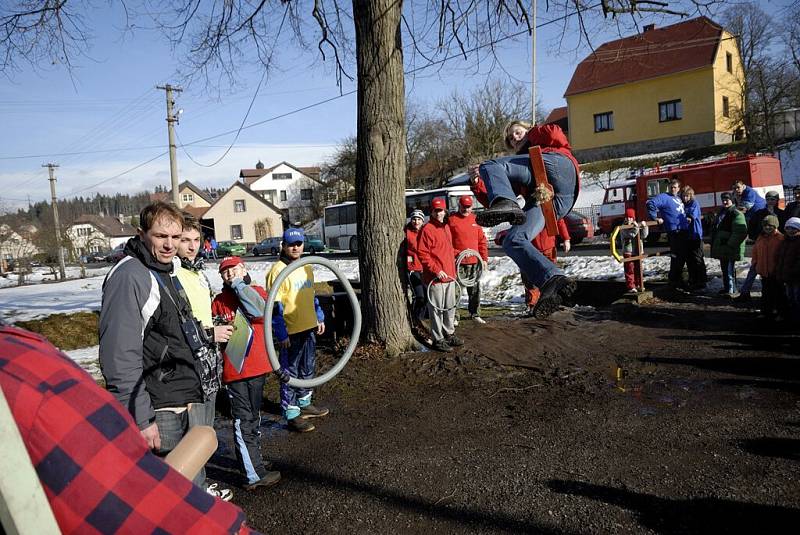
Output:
[425, 278, 461, 312]
[455, 248, 486, 288]
[263, 256, 361, 388]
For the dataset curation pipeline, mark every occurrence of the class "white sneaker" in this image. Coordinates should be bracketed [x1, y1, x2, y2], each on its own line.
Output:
[472, 316, 486, 324]
[207, 483, 233, 502]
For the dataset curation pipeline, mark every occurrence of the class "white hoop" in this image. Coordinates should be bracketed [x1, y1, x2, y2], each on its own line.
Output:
[455, 248, 486, 288]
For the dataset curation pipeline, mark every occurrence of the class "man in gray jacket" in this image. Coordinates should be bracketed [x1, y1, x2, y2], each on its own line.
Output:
[99, 202, 223, 496]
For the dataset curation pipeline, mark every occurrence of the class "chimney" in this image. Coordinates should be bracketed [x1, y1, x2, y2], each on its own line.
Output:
[643, 24, 655, 32]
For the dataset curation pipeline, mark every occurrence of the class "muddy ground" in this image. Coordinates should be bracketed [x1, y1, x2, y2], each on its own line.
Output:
[207, 285, 800, 534]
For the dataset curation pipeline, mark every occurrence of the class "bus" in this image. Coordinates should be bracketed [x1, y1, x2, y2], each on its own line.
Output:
[322, 186, 485, 254]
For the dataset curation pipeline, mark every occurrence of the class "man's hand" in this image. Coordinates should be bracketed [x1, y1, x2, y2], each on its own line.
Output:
[533, 183, 554, 204]
[468, 164, 480, 185]
[277, 338, 291, 349]
[214, 325, 234, 343]
[562, 240, 571, 253]
[437, 270, 449, 281]
[317, 322, 326, 336]
[141, 422, 161, 450]
[656, 218, 664, 225]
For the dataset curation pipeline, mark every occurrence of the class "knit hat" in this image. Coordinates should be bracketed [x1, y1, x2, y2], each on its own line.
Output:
[720, 192, 733, 202]
[219, 256, 243, 273]
[625, 208, 636, 219]
[762, 214, 779, 229]
[785, 217, 800, 231]
[431, 197, 446, 211]
[410, 209, 424, 221]
[459, 195, 473, 207]
[283, 227, 305, 244]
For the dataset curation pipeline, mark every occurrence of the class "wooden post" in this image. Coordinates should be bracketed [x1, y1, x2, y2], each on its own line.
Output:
[528, 145, 558, 237]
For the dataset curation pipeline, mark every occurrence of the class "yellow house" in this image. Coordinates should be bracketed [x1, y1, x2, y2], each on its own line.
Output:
[149, 180, 214, 209]
[202, 182, 284, 243]
[564, 17, 744, 162]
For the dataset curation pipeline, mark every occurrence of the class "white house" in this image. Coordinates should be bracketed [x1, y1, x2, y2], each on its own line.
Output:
[0, 224, 38, 269]
[67, 215, 137, 255]
[240, 161, 323, 223]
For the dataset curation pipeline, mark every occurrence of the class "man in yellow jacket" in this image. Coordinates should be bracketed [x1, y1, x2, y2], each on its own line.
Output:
[266, 227, 328, 433]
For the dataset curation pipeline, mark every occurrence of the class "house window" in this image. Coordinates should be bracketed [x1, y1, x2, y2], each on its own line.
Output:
[280, 190, 287, 202]
[659, 100, 682, 122]
[594, 112, 613, 132]
[301, 188, 313, 201]
[234, 199, 246, 212]
[230, 225, 243, 240]
[726, 52, 733, 73]
[273, 173, 292, 180]
[182, 193, 194, 203]
[722, 96, 730, 118]
[262, 190, 277, 204]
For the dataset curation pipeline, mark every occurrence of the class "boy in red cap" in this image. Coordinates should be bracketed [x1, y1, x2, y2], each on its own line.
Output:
[617, 208, 648, 292]
[417, 197, 464, 352]
[448, 194, 489, 323]
[211, 256, 282, 490]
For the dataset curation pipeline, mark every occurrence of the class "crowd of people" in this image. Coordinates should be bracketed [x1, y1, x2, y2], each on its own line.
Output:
[643, 177, 800, 320]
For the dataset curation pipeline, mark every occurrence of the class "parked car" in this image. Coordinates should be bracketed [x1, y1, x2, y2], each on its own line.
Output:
[562, 211, 595, 245]
[251, 237, 282, 256]
[83, 251, 108, 263]
[105, 244, 126, 263]
[304, 235, 326, 255]
[217, 241, 247, 257]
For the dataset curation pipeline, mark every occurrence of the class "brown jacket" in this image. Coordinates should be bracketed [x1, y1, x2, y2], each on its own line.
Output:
[776, 235, 800, 283]
[752, 231, 784, 278]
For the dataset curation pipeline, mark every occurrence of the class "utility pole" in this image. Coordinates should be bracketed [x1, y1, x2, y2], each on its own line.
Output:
[156, 84, 183, 206]
[531, 0, 537, 125]
[43, 163, 67, 280]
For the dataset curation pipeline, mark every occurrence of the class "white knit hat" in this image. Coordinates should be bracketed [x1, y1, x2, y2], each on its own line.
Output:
[785, 217, 800, 231]
[410, 209, 425, 220]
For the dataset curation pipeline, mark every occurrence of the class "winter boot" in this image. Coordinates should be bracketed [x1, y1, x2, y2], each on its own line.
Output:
[447, 334, 464, 347]
[475, 199, 526, 227]
[432, 339, 452, 352]
[244, 471, 281, 491]
[300, 404, 330, 419]
[287, 417, 315, 433]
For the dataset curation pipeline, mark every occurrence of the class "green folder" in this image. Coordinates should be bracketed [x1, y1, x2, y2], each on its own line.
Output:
[224, 311, 253, 373]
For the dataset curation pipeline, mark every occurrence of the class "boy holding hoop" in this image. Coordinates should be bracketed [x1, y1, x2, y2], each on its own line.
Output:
[266, 227, 328, 433]
[417, 197, 464, 352]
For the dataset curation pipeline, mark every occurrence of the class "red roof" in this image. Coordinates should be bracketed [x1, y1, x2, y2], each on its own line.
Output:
[564, 17, 724, 97]
[544, 106, 568, 124]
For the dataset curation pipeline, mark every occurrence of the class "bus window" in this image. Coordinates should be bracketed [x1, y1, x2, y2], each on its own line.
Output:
[647, 178, 669, 198]
[325, 207, 339, 226]
[345, 204, 357, 225]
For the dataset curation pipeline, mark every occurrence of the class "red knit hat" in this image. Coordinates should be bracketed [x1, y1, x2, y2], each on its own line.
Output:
[218, 256, 243, 273]
[625, 208, 636, 219]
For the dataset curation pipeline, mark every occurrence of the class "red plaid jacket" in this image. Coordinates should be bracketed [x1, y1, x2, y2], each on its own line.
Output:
[0, 325, 259, 535]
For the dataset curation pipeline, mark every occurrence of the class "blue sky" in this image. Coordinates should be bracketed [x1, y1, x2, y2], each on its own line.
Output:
[0, 1, 789, 209]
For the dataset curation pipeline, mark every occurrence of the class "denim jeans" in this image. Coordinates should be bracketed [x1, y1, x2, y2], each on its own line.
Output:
[479, 152, 578, 288]
[155, 406, 208, 488]
[720, 259, 737, 294]
[739, 262, 758, 294]
[280, 329, 317, 420]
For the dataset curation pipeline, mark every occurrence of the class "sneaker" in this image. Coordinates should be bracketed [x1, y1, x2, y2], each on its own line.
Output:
[734, 292, 751, 302]
[287, 417, 315, 433]
[432, 339, 452, 352]
[206, 483, 234, 501]
[244, 471, 281, 491]
[472, 316, 486, 324]
[626, 287, 638, 293]
[447, 335, 464, 347]
[300, 404, 330, 419]
[475, 199, 526, 227]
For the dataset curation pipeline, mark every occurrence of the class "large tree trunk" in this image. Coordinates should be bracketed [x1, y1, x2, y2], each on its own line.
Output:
[353, 0, 415, 355]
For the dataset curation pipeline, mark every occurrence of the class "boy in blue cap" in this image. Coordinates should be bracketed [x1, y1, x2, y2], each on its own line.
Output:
[266, 227, 328, 432]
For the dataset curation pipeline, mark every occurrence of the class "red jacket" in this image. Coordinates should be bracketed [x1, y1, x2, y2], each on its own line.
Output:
[212, 285, 272, 383]
[404, 224, 423, 272]
[417, 219, 457, 284]
[447, 211, 488, 265]
[532, 219, 570, 262]
[471, 123, 580, 206]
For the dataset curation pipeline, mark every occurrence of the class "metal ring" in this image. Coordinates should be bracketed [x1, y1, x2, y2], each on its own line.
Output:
[426, 278, 461, 312]
[455, 248, 486, 288]
[263, 256, 361, 388]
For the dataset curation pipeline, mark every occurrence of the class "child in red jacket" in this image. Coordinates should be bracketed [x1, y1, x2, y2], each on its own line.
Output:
[404, 209, 427, 324]
[212, 256, 282, 491]
[417, 197, 464, 352]
[448, 195, 489, 323]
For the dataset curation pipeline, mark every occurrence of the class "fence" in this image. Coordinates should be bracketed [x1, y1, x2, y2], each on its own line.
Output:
[572, 204, 602, 231]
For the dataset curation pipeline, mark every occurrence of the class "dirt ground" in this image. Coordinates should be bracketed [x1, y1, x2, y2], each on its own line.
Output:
[208, 286, 800, 534]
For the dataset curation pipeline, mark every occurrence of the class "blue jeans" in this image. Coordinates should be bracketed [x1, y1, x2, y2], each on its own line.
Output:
[479, 152, 578, 288]
[720, 259, 737, 294]
[280, 329, 317, 420]
[739, 262, 758, 294]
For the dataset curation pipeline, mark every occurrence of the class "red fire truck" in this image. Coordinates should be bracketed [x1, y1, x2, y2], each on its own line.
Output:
[598, 154, 785, 237]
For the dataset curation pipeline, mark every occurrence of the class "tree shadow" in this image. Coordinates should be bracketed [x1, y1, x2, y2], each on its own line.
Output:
[547, 479, 800, 533]
[609, 303, 781, 334]
[716, 378, 800, 395]
[639, 355, 800, 382]
[738, 437, 800, 462]
[662, 333, 800, 356]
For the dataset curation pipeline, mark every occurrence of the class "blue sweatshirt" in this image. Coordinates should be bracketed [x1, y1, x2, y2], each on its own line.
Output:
[684, 199, 703, 240]
[646, 193, 688, 232]
[739, 186, 766, 217]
